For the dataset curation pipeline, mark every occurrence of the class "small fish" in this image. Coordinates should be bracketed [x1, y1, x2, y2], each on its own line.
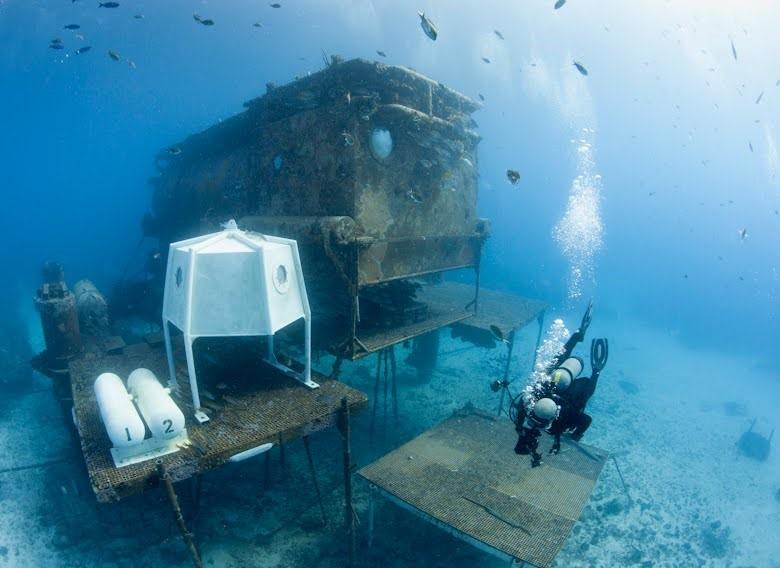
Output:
[99, 1, 119, 7]
[167, 146, 182, 156]
[506, 169, 521, 185]
[406, 189, 423, 203]
[481, 57, 491, 64]
[152, 252, 161, 260]
[194, 14, 214, 26]
[49, 43, 65, 50]
[418, 12, 438, 41]
[573, 60, 588, 76]
[51, 38, 63, 44]
[554, 0, 566, 9]
[341, 131, 354, 147]
[64, 24, 80, 30]
[730, 38, 737, 61]
[776, 79, 780, 87]
[755, 91, 763, 104]
[683, 274, 688, 279]
[75, 46, 91, 54]
[738, 228, 748, 240]
[253, 22, 264, 28]
[490, 325, 509, 344]
[108, 50, 120, 61]
[494, 30, 504, 40]
[478, 93, 485, 102]
[749, 142, 753, 152]
[134, 14, 144, 20]
[460, 156, 474, 168]
[75, 33, 85, 40]
[376, 50, 387, 57]
[270, 2, 281, 7]
[127, 59, 137, 69]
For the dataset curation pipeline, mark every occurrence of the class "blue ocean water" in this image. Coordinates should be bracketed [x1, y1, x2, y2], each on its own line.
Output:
[1, 1, 778, 566]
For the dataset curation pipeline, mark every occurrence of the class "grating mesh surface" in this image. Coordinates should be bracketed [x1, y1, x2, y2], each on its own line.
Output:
[358, 410, 607, 568]
[69, 344, 367, 502]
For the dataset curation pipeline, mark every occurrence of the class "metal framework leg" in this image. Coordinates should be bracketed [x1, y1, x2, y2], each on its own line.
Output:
[189, 474, 202, 521]
[530, 310, 546, 371]
[390, 347, 398, 424]
[338, 397, 355, 567]
[157, 461, 203, 568]
[368, 484, 376, 548]
[263, 450, 272, 490]
[303, 435, 327, 526]
[370, 347, 398, 438]
[497, 330, 516, 417]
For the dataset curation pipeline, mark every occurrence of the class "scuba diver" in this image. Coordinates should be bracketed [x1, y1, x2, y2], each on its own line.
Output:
[510, 301, 609, 467]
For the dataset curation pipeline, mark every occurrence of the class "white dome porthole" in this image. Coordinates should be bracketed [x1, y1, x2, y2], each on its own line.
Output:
[369, 127, 393, 162]
[273, 263, 291, 294]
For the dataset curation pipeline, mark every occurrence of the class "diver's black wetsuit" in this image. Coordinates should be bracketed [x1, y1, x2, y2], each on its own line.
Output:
[549, 371, 600, 442]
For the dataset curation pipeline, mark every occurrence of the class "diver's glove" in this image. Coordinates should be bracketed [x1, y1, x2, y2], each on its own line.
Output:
[572, 300, 593, 343]
[591, 338, 609, 374]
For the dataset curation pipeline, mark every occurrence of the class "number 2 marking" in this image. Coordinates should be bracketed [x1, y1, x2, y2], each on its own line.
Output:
[163, 419, 174, 434]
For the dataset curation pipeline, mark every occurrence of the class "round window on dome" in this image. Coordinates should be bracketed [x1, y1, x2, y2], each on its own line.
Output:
[369, 127, 393, 162]
[273, 264, 291, 294]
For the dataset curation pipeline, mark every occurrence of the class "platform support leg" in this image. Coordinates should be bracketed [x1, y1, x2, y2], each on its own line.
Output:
[189, 474, 202, 521]
[370, 352, 381, 439]
[497, 330, 516, 417]
[390, 346, 398, 425]
[368, 484, 375, 549]
[303, 435, 327, 527]
[157, 461, 202, 568]
[263, 450, 272, 490]
[338, 397, 355, 567]
[530, 310, 546, 371]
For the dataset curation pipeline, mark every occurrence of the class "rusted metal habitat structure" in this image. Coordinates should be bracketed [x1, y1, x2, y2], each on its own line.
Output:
[145, 58, 488, 360]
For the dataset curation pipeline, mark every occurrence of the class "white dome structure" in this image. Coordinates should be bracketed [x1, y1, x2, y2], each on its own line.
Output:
[162, 221, 316, 423]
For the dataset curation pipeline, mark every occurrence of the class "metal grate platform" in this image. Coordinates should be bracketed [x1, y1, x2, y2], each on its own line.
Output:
[69, 343, 367, 502]
[427, 281, 546, 340]
[358, 409, 607, 568]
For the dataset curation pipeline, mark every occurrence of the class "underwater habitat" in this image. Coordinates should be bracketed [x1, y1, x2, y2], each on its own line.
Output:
[1, 1, 779, 566]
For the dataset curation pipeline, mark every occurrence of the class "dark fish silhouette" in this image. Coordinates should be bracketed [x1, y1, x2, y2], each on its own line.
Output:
[573, 61, 588, 76]
[108, 50, 120, 61]
[49, 43, 65, 50]
[50, 38, 63, 44]
[270, 2, 281, 7]
[193, 14, 214, 26]
[494, 30, 504, 40]
[75, 46, 91, 54]
[739, 228, 748, 241]
[376, 50, 386, 57]
[64, 24, 80, 30]
[506, 169, 521, 185]
[418, 12, 438, 41]
[482, 57, 491, 64]
[730, 38, 737, 61]
[134, 14, 144, 20]
[99, 2, 120, 7]
[749, 142, 753, 152]
[478, 93, 485, 102]
[755, 91, 763, 104]
[554, 0, 566, 9]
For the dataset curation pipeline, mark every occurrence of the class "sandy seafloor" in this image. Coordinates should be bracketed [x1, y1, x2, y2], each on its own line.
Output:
[1, 310, 778, 568]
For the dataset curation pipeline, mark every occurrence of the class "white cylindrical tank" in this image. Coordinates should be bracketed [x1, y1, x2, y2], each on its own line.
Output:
[128, 368, 185, 440]
[94, 372, 146, 448]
